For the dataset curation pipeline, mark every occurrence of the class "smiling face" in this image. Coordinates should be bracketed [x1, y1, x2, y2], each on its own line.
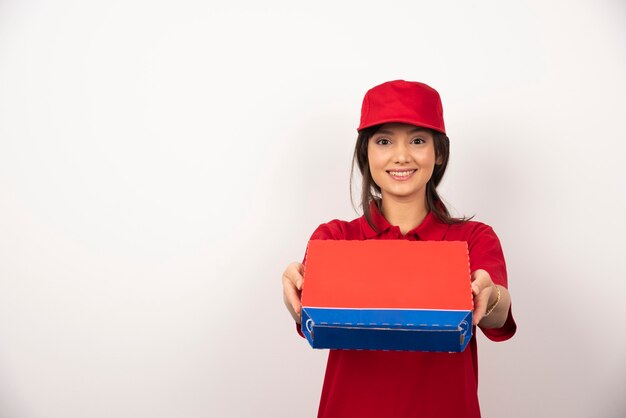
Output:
[367, 123, 441, 203]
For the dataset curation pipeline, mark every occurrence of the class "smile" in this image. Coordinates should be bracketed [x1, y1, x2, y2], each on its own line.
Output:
[387, 169, 417, 180]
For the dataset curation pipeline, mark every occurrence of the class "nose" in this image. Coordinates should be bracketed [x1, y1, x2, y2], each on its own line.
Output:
[393, 142, 410, 164]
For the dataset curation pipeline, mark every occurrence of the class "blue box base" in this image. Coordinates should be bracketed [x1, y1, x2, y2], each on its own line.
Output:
[301, 308, 472, 353]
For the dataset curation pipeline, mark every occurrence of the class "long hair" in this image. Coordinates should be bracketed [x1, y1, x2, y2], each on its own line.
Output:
[350, 125, 471, 231]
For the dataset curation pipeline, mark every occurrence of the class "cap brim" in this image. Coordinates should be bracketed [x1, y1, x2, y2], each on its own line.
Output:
[358, 118, 446, 134]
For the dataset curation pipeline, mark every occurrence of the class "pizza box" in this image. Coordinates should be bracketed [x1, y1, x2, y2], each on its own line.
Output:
[301, 240, 473, 352]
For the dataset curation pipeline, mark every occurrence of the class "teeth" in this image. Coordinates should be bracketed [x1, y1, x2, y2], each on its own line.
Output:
[389, 170, 415, 177]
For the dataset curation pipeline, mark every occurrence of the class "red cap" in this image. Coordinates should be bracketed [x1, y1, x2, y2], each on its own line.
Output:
[357, 80, 446, 134]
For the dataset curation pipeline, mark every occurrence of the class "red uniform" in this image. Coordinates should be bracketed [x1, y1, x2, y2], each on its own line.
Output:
[301, 203, 516, 418]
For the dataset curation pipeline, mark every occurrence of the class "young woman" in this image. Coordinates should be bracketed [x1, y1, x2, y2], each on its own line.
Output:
[282, 80, 516, 418]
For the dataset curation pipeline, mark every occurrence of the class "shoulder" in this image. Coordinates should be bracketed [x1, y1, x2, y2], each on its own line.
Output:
[446, 219, 505, 262]
[446, 219, 501, 244]
[448, 218, 508, 284]
[309, 216, 364, 240]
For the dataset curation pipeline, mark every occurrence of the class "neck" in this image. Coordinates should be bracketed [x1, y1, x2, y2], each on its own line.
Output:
[380, 193, 429, 235]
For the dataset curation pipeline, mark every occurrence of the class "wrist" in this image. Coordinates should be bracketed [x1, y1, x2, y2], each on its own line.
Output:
[484, 284, 501, 317]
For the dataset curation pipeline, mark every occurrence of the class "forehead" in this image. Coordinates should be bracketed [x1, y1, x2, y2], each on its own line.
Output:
[375, 123, 432, 136]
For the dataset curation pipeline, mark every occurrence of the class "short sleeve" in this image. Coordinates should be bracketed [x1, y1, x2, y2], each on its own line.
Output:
[468, 224, 517, 341]
[468, 224, 508, 287]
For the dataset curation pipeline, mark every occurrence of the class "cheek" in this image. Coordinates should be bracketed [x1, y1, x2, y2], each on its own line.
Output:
[367, 160, 382, 184]
[366, 154, 384, 187]
[366, 150, 376, 172]
[367, 153, 385, 178]
[416, 148, 437, 168]
[367, 146, 386, 169]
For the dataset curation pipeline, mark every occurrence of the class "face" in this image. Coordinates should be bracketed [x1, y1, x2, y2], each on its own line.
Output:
[367, 123, 441, 202]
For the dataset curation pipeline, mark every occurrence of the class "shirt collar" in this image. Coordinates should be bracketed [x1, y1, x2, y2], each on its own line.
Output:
[360, 200, 449, 241]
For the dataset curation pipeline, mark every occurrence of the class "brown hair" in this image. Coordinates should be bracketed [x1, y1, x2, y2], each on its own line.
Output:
[350, 125, 472, 231]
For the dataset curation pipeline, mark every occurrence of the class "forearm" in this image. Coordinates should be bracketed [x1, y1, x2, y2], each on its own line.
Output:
[478, 285, 511, 329]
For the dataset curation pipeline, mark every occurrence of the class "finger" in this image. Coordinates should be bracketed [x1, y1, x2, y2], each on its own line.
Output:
[472, 286, 492, 325]
[283, 283, 302, 323]
[294, 262, 305, 289]
[471, 282, 481, 296]
[473, 300, 486, 325]
[471, 269, 493, 288]
[283, 263, 305, 290]
[473, 301, 486, 325]
[295, 261, 305, 275]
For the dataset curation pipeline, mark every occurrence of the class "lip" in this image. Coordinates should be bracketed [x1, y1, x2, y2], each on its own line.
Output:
[386, 169, 417, 181]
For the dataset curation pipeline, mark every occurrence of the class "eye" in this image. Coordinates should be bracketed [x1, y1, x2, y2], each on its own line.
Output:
[375, 138, 391, 145]
[411, 137, 425, 144]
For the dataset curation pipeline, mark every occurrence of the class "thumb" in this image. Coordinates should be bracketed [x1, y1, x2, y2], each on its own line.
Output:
[471, 282, 481, 296]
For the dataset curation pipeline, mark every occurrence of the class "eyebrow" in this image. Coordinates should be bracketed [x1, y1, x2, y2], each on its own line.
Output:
[375, 127, 429, 135]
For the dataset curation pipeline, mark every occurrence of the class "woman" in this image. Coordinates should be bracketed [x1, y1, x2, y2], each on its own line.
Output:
[282, 80, 516, 418]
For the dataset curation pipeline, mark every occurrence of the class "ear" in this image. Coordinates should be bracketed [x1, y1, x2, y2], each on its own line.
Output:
[435, 154, 444, 165]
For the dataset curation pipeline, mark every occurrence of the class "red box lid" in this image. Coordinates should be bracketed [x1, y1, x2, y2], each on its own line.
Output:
[302, 240, 473, 311]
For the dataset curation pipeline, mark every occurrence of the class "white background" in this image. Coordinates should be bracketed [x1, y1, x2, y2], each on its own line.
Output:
[1, 1, 625, 417]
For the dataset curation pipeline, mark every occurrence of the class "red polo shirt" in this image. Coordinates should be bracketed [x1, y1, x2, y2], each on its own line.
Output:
[301, 203, 516, 418]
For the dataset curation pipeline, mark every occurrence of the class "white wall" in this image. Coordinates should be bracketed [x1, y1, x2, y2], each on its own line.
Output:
[1, 1, 624, 417]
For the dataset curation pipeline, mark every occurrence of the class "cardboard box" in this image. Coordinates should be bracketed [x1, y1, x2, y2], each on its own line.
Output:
[301, 240, 474, 352]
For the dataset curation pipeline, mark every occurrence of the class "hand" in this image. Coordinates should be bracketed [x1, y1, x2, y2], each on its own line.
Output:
[282, 262, 304, 324]
[470, 269, 496, 326]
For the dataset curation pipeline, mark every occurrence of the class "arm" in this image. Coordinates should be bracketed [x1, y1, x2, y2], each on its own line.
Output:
[468, 224, 517, 340]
